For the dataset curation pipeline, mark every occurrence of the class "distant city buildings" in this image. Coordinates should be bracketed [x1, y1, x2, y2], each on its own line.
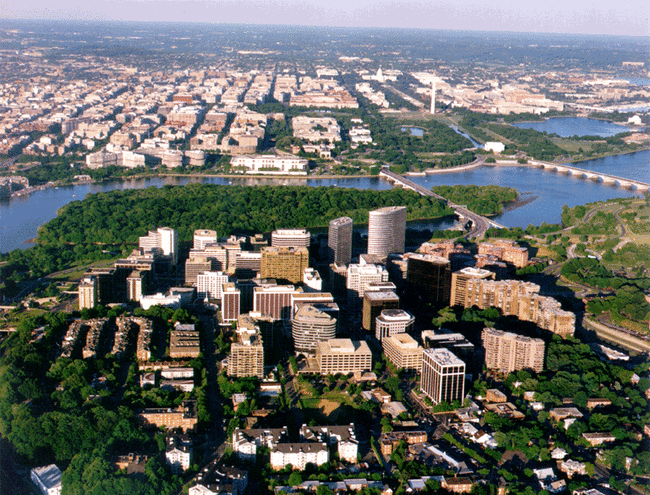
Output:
[230, 154, 308, 175]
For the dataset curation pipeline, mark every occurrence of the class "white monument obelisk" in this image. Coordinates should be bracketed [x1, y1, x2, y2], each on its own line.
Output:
[431, 80, 436, 115]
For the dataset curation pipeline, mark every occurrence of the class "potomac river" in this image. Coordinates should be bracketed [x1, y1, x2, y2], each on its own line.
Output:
[2, 148, 648, 253]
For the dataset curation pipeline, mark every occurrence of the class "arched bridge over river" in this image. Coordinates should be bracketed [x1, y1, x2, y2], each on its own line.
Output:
[526, 160, 650, 192]
[379, 169, 505, 239]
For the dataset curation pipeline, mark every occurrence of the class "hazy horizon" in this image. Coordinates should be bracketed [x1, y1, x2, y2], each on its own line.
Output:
[2, 0, 649, 38]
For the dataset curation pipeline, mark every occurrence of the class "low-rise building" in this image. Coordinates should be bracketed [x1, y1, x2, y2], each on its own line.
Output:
[232, 427, 288, 461]
[189, 461, 248, 495]
[166, 434, 192, 473]
[442, 477, 475, 494]
[379, 431, 428, 456]
[31, 464, 62, 495]
[549, 407, 584, 422]
[170, 323, 201, 358]
[137, 401, 197, 432]
[300, 424, 358, 463]
[230, 154, 308, 175]
[270, 443, 329, 470]
[559, 459, 587, 477]
[582, 432, 616, 447]
[486, 389, 508, 403]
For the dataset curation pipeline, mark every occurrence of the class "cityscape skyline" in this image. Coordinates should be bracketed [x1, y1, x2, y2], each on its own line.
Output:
[1, 0, 649, 38]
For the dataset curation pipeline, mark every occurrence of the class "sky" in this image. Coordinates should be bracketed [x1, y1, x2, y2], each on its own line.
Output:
[2, 0, 649, 37]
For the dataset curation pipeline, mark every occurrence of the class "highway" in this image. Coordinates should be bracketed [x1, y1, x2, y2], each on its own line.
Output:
[379, 166, 505, 239]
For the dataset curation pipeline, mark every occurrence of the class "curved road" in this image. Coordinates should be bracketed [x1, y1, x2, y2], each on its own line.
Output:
[379, 164, 503, 239]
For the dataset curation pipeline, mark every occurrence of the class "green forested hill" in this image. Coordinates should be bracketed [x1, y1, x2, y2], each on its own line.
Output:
[37, 184, 453, 245]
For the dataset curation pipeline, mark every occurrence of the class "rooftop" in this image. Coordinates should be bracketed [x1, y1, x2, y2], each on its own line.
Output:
[424, 348, 465, 366]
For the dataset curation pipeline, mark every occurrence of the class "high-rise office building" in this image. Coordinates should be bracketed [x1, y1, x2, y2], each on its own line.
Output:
[421, 330, 475, 369]
[193, 229, 218, 250]
[375, 309, 414, 341]
[79, 275, 97, 309]
[229, 317, 264, 378]
[383, 333, 423, 372]
[406, 253, 452, 305]
[449, 267, 495, 307]
[271, 229, 310, 248]
[221, 283, 241, 322]
[328, 217, 353, 265]
[292, 304, 338, 354]
[196, 271, 229, 300]
[260, 246, 309, 284]
[185, 257, 214, 285]
[362, 291, 400, 333]
[367, 206, 407, 258]
[291, 292, 336, 319]
[190, 244, 227, 271]
[482, 328, 545, 373]
[139, 227, 178, 265]
[253, 283, 296, 321]
[127, 270, 148, 302]
[346, 263, 389, 300]
[420, 348, 465, 405]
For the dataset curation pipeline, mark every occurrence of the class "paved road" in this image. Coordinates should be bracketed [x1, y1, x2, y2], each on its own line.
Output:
[379, 165, 502, 239]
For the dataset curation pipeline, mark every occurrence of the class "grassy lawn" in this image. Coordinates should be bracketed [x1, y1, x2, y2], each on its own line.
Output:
[48, 259, 116, 282]
[298, 392, 357, 424]
[551, 137, 594, 153]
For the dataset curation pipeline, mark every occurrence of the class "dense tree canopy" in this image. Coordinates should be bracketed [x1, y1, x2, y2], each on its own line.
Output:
[431, 184, 518, 216]
[37, 184, 453, 246]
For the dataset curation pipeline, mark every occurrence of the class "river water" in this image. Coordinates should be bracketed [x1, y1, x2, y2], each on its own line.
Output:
[513, 117, 633, 137]
[2, 149, 649, 253]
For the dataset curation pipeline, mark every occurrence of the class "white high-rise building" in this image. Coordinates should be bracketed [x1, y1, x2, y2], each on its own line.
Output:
[196, 271, 229, 300]
[271, 229, 310, 248]
[346, 263, 389, 299]
[139, 227, 178, 265]
[292, 304, 338, 354]
[375, 309, 415, 341]
[367, 206, 407, 258]
[193, 229, 218, 250]
[420, 348, 465, 405]
[431, 81, 436, 115]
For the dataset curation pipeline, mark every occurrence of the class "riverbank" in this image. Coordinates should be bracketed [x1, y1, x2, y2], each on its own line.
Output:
[487, 145, 650, 167]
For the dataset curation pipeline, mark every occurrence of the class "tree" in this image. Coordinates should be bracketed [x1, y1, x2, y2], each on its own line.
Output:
[432, 307, 457, 328]
[288, 471, 303, 486]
